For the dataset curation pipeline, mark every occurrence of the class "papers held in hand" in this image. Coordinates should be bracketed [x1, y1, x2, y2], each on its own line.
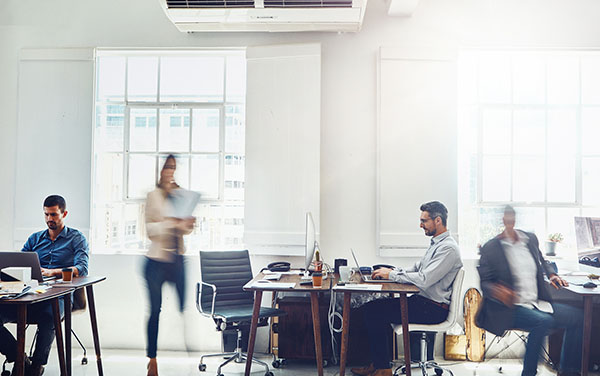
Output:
[165, 189, 201, 219]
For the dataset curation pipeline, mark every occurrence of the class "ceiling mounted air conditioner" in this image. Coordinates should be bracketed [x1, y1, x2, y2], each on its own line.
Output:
[159, 0, 367, 32]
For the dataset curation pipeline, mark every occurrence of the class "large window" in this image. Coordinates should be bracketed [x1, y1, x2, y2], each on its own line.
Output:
[92, 50, 246, 253]
[458, 51, 600, 255]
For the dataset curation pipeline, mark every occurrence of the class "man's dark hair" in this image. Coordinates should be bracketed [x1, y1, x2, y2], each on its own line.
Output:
[504, 205, 516, 217]
[420, 201, 448, 226]
[44, 195, 66, 212]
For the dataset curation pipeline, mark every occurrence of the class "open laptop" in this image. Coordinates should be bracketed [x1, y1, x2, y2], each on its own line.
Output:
[0, 251, 55, 282]
[350, 248, 396, 283]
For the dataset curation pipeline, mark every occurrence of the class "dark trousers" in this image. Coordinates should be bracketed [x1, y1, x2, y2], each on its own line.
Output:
[0, 299, 65, 366]
[144, 255, 186, 358]
[362, 295, 449, 369]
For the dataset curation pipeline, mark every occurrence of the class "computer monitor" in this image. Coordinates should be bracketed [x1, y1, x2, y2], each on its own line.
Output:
[305, 212, 319, 270]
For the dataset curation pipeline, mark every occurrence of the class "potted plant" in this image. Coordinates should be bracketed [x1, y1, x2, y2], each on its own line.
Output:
[546, 233, 563, 256]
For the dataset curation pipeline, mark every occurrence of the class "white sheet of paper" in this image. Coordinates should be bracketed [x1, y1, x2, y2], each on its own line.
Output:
[333, 284, 382, 291]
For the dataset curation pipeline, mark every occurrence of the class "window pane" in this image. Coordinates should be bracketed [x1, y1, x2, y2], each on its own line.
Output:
[159, 109, 190, 152]
[482, 108, 511, 155]
[97, 57, 125, 102]
[95, 104, 124, 152]
[224, 155, 245, 201]
[514, 207, 545, 237]
[225, 105, 245, 154]
[192, 109, 220, 152]
[547, 207, 579, 249]
[582, 107, 600, 155]
[129, 108, 157, 152]
[547, 156, 576, 203]
[513, 157, 545, 202]
[226, 55, 246, 103]
[478, 206, 505, 245]
[513, 110, 545, 155]
[512, 55, 546, 105]
[160, 57, 224, 102]
[94, 153, 123, 202]
[191, 155, 219, 199]
[123, 203, 146, 250]
[127, 57, 158, 102]
[581, 56, 600, 105]
[482, 156, 511, 201]
[92, 203, 123, 250]
[547, 56, 579, 105]
[478, 53, 511, 104]
[128, 154, 156, 199]
[158, 155, 189, 190]
[547, 109, 577, 156]
[583, 157, 600, 205]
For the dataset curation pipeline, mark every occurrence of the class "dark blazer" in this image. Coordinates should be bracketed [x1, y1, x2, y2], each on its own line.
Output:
[475, 231, 556, 336]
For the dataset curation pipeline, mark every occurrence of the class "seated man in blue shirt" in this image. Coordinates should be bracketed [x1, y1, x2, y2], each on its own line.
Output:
[0, 195, 89, 376]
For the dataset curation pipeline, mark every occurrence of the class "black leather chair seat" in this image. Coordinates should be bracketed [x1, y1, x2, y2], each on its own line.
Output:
[214, 305, 285, 323]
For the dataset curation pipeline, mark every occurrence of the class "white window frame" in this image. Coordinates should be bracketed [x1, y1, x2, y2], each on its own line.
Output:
[458, 49, 600, 255]
[92, 49, 246, 254]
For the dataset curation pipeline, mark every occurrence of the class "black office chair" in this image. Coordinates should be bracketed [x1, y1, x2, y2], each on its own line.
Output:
[196, 250, 286, 376]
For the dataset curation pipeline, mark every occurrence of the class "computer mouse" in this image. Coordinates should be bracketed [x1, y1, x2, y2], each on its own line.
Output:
[583, 281, 597, 289]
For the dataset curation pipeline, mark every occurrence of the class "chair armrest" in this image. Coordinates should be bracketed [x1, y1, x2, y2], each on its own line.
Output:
[196, 281, 217, 318]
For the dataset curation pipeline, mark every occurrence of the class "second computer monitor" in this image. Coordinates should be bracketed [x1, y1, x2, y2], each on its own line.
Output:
[305, 212, 319, 270]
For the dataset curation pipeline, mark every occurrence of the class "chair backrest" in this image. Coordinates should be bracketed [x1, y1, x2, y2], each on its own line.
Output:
[72, 287, 87, 312]
[445, 268, 465, 325]
[199, 250, 255, 313]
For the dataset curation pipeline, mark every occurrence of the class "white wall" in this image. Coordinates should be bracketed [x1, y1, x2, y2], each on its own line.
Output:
[3, 0, 600, 354]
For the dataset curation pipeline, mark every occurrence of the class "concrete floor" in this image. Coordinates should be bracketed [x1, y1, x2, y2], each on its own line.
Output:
[28, 349, 599, 376]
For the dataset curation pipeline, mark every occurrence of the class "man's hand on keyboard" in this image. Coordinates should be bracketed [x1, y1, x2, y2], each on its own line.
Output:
[372, 267, 393, 280]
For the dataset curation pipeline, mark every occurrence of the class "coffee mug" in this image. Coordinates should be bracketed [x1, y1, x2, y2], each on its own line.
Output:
[338, 266, 355, 283]
[62, 268, 73, 282]
[312, 271, 323, 287]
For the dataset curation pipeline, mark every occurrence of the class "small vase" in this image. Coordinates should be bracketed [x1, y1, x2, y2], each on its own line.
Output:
[545, 241, 557, 256]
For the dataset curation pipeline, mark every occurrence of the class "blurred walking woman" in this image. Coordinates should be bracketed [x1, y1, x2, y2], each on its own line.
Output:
[144, 154, 195, 376]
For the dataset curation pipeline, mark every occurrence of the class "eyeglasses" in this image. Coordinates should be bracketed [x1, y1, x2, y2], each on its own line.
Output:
[163, 165, 176, 170]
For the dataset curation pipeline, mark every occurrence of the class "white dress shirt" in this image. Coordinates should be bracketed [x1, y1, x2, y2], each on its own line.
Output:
[501, 231, 553, 313]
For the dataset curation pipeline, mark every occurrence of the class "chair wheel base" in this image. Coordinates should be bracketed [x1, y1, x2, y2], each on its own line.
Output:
[265, 372, 274, 376]
[1, 371, 10, 376]
[198, 363, 207, 372]
[434, 368, 443, 376]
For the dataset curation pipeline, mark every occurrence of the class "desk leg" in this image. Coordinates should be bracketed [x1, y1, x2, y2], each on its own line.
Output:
[64, 295, 72, 376]
[310, 292, 324, 376]
[86, 285, 104, 376]
[14, 305, 27, 376]
[52, 298, 67, 376]
[339, 292, 351, 376]
[245, 290, 263, 376]
[399, 293, 411, 376]
[582, 296, 592, 376]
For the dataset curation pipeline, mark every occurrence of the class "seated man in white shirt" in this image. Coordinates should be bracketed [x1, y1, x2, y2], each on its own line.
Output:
[351, 201, 463, 376]
[476, 206, 583, 376]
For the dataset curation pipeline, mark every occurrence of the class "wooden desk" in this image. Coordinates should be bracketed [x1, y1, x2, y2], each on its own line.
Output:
[243, 272, 337, 376]
[335, 282, 420, 376]
[52, 276, 106, 376]
[563, 284, 600, 376]
[0, 286, 74, 376]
